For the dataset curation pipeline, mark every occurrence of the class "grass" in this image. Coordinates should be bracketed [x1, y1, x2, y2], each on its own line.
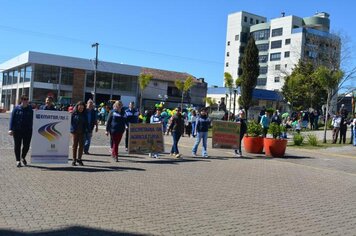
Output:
[287, 138, 353, 149]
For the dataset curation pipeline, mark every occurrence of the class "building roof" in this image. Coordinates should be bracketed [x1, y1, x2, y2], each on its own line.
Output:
[207, 87, 283, 101]
[0, 51, 200, 83]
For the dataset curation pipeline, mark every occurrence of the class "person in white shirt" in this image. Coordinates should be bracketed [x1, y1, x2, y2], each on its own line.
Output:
[332, 112, 342, 144]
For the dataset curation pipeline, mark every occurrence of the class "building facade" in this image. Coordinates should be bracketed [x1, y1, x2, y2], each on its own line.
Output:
[0, 51, 207, 111]
[224, 11, 340, 91]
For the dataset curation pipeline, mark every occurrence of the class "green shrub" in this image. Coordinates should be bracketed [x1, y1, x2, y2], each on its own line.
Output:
[307, 134, 318, 146]
[268, 122, 281, 139]
[293, 133, 304, 146]
[247, 120, 263, 137]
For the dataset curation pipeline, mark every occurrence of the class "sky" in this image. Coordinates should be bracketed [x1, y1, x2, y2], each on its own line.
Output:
[0, 0, 355, 88]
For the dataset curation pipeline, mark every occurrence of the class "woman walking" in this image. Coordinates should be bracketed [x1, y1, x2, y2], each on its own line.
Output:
[169, 107, 185, 158]
[8, 95, 33, 167]
[70, 101, 88, 166]
[106, 101, 126, 162]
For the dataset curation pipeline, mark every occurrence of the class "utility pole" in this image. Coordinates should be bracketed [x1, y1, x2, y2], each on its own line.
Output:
[91, 42, 99, 104]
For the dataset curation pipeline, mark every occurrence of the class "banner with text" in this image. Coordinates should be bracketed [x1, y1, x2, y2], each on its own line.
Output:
[128, 123, 164, 154]
[31, 110, 71, 164]
[212, 120, 241, 149]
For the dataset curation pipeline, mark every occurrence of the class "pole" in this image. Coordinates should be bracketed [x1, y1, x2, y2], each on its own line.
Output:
[92, 43, 99, 104]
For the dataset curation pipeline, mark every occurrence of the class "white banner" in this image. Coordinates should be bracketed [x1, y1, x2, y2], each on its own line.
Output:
[31, 110, 71, 164]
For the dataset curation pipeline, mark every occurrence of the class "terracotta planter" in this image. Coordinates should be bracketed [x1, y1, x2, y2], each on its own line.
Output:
[243, 136, 264, 154]
[264, 138, 287, 157]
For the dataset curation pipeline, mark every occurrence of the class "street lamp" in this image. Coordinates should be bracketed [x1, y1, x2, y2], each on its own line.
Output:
[91, 42, 99, 104]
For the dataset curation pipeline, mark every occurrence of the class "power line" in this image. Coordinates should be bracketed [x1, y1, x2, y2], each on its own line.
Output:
[0, 24, 223, 66]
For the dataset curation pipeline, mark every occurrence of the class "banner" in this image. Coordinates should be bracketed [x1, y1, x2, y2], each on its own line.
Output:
[128, 123, 164, 154]
[31, 110, 71, 164]
[212, 120, 240, 149]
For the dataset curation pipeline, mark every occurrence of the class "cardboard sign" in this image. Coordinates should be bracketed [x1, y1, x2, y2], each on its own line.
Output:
[212, 120, 240, 149]
[128, 123, 164, 154]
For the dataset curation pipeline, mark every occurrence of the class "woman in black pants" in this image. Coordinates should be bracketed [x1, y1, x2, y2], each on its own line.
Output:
[8, 95, 33, 167]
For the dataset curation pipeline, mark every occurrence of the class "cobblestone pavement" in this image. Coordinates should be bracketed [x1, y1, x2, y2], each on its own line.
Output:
[1, 113, 356, 235]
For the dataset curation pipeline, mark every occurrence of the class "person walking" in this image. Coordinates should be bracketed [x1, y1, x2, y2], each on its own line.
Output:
[260, 111, 270, 137]
[39, 96, 57, 110]
[192, 108, 211, 158]
[106, 101, 126, 162]
[191, 110, 197, 138]
[84, 99, 98, 154]
[149, 108, 163, 158]
[125, 101, 139, 151]
[169, 107, 185, 158]
[70, 101, 88, 166]
[8, 95, 33, 167]
[234, 109, 247, 157]
[332, 112, 341, 144]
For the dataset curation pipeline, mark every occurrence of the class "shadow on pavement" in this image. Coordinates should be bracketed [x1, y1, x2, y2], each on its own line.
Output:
[122, 157, 209, 165]
[28, 164, 146, 172]
[0, 226, 148, 236]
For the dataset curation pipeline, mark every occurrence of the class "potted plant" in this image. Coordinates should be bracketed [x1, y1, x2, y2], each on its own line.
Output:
[243, 120, 264, 153]
[263, 122, 288, 157]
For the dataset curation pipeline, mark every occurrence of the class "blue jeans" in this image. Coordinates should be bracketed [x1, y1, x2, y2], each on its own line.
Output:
[170, 131, 181, 154]
[192, 131, 208, 156]
[191, 121, 196, 137]
[353, 129, 356, 146]
[84, 132, 92, 153]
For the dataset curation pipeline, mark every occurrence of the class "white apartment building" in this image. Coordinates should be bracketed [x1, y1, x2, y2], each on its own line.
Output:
[224, 11, 340, 91]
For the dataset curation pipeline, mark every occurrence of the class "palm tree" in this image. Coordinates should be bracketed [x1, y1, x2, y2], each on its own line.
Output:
[224, 72, 233, 120]
[175, 76, 195, 110]
[204, 97, 217, 113]
[138, 73, 153, 113]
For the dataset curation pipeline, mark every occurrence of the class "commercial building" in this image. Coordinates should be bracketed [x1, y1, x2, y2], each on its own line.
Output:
[0, 51, 207, 110]
[224, 11, 340, 91]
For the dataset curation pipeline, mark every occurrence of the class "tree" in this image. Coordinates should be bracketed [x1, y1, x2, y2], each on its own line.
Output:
[312, 66, 344, 143]
[239, 37, 259, 117]
[224, 72, 233, 120]
[204, 97, 217, 113]
[138, 73, 153, 113]
[175, 76, 195, 110]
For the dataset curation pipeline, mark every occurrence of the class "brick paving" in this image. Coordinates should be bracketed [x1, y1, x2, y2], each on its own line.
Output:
[1, 113, 356, 235]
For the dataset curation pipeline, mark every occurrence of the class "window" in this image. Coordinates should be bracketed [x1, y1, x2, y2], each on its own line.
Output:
[34, 64, 59, 83]
[259, 55, 268, 63]
[3, 72, 8, 85]
[97, 72, 112, 89]
[25, 66, 32, 82]
[256, 43, 269, 52]
[274, 77, 280, 82]
[271, 40, 282, 49]
[226, 52, 230, 57]
[113, 74, 137, 92]
[13, 70, 18, 84]
[259, 66, 268, 75]
[285, 38, 291, 45]
[227, 41, 230, 46]
[250, 18, 254, 24]
[257, 77, 267, 86]
[20, 68, 25, 83]
[252, 29, 270, 41]
[235, 35, 239, 41]
[270, 53, 281, 61]
[306, 51, 317, 59]
[225, 62, 229, 67]
[61, 67, 74, 85]
[240, 32, 248, 43]
[271, 27, 283, 37]
[284, 51, 290, 58]
[244, 16, 247, 22]
[256, 19, 259, 24]
[275, 64, 281, 70]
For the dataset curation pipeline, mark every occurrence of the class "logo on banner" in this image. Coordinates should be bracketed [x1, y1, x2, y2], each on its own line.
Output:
[38, 122, 62, 142]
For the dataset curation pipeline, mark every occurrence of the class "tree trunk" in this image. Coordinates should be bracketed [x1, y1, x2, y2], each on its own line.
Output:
[181, 92, 184, 110]
[140, 91, 143, 114]
[228, 91, 232, 121]
[323, 93, 330, 143]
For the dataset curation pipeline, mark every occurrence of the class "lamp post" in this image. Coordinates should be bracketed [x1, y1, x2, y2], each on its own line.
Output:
[233, 88, 237, 115]
[91, 42, 99, 104]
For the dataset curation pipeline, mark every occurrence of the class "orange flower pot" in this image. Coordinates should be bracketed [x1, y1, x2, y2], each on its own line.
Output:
[243, 136, 264, 154]
[264, 138, 287, 157]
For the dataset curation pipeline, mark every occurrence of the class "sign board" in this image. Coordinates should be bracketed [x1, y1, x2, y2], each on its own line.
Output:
[31, 110, 71, 164]
[128, 123, 164, 154]
[212, 120, 240, 149]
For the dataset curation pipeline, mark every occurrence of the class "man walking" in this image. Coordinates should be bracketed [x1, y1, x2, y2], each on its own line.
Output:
[125, 102, 139, 151]
[84, 99, 98, 154]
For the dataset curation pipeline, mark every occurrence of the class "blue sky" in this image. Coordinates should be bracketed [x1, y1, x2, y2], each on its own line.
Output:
[0, 0, 355, 87]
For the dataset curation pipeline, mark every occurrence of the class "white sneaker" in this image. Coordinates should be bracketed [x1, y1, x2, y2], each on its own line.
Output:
[203, 155, 209, 158]
[192, 152, 197, 157]
[148, 153, 152, 158]
[175, 154, 182, 158]
[153, 154, 158, 158]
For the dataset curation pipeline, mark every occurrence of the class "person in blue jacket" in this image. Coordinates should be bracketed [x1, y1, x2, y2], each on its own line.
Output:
[192, 107, 211, 158]
[8, 94, 33, 167]
[106, 101, 126, 162]
[84, 99, 98, 154]
[124, 101, 139, 151]
[70, 101, 89, 166]
[39, 96, 57, 110]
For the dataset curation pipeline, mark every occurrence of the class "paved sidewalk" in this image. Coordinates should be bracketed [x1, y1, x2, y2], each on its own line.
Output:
[1, 113, 356, 235]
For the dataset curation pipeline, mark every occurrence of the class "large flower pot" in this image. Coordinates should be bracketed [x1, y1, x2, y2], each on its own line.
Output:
[264, 138, 287, 157]
[243, 136, 264, 154]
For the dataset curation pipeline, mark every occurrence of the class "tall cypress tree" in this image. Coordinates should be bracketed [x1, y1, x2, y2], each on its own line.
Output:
[240, 37, 259, 116]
